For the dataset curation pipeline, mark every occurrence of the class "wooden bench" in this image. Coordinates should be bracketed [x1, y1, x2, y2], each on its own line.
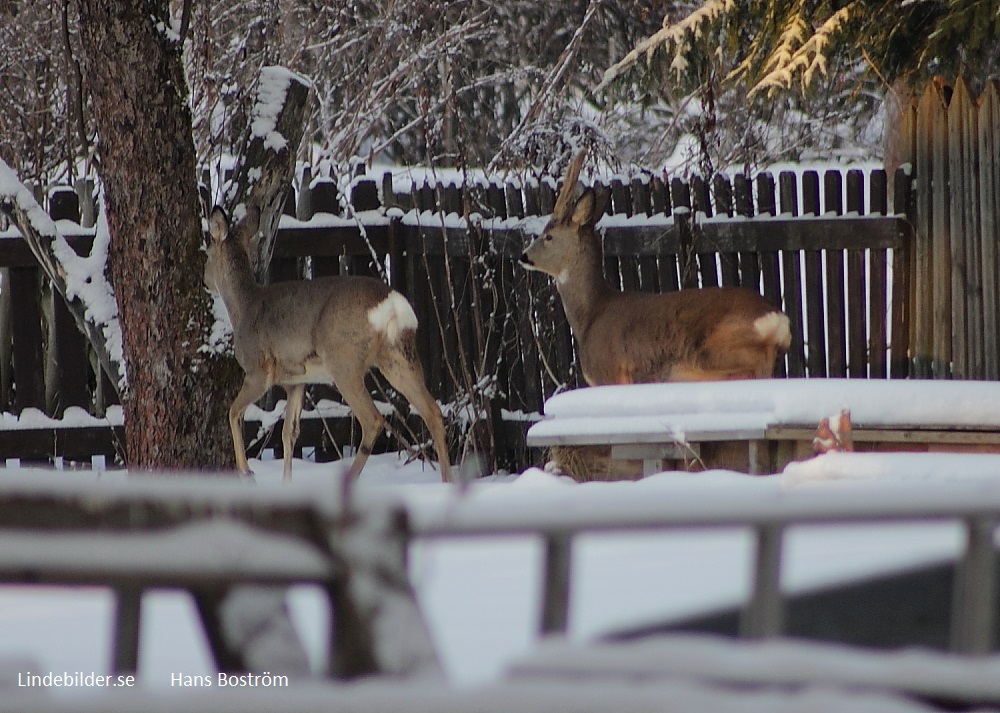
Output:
[0, 473, 437, 678]
[526, 379, 1000, 477]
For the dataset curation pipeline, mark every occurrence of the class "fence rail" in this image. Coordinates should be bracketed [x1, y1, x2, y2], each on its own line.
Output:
[408, 477, 1000, 653]
[0, 166, 912, 468]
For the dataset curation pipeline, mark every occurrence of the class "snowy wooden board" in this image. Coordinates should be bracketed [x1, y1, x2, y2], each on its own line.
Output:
[527, 379, 1000, 475]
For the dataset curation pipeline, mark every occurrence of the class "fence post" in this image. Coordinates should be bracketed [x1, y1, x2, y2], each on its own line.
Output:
[539, 532, 573, 636]
[949, 517, 997, 654]
[739, 524, 784, 639]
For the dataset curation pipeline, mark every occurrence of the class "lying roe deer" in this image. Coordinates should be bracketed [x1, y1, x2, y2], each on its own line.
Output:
[520, 151, 791, 386]
[205, 205, 451, 482]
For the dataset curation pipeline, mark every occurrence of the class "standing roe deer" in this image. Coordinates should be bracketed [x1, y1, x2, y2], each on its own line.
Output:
[206, 205, 451, 482]
[520, 151, 790, 386]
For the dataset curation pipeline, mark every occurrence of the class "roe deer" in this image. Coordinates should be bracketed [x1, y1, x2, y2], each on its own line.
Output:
[519, 151, 790, 386]
[205, 205, 451, 482]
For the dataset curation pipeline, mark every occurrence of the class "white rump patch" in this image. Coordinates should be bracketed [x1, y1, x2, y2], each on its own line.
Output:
[754, 311, 792, 349]
[367, 291, 419, 343]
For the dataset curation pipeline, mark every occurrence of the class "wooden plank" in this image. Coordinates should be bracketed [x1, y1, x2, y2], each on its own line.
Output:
[845, 169, 868, 378]
[802, 171, 828, 377]
[949, 517, 998, 654]
[482, 183, 513, 427]
[691, 176, 719, 287]
[671, 178, 697, 289]
[651, 174, 674, 304]
[959, 80, 984, 379]
[609, 179, 638, 291]
[112, 587, 142, 674]
[407, 186, 438, 393]
[981, 82, 1000, 380]
[739, 525, 785, 639]
[823, 170, 848, 378]
[931, 84, 952, 378]
[518, 181, 544, 411]
[632, 178, 659, 292]
[755, 173, 782, 305]
[50, 290, 90, 414]
[272, 225, 391, 258]
[0, 232, 96, 267]
[389, 214, 907, 258]
[948, 79, 969, 378]
[734, 174, 759, 289]
[713, 174, 740, 286]
[755, 173, 784, 377]
[868, 170, 889, 379]
[891, 167, 914, 378]
[9, 267, 45, 412]
[765, 425, 1000, 446]
[778, 172, 806, 377]
[913, 85, 937, 377]
[539, 533, 573, 635]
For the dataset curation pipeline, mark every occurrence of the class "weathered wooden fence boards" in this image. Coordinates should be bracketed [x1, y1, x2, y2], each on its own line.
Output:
[898, 78, 1000, 380]
[0, 166, 911, 467]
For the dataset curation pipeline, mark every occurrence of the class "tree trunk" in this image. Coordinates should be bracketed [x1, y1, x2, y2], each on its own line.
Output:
[76, 0, 238, 470]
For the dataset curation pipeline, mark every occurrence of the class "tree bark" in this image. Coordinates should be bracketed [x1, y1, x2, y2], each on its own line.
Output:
[76, 0, 239, 470]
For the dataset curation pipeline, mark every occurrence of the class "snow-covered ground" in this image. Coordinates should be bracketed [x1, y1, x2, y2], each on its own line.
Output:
[0, 448, 988, 701]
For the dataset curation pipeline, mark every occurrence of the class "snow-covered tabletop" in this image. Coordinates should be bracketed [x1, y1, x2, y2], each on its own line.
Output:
[527, 379, 1000, 446]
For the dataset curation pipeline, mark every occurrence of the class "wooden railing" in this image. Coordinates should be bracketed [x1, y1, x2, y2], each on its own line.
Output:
[408, 476, 999, 654]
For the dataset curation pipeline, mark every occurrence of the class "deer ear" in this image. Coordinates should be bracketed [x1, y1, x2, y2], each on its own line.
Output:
[570, 188, 609, 228]
[208, 206, 229, 243]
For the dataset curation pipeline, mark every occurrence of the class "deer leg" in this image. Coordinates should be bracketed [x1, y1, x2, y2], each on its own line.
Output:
[378, 355, 452, 483]
[328, 364, 383, 481]
[229, 374, 270, 475]
[281, 384, 306, 481]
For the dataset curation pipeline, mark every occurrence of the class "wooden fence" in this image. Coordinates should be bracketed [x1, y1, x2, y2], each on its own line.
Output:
[0, 166, 912, 467]
[896, 77, 1000, 380]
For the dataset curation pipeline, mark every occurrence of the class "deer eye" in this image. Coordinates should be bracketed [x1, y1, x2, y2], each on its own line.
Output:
[544, 234, 553, 242]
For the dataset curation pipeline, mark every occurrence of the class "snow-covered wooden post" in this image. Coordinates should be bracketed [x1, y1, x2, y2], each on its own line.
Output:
[222, 66, 311, 284]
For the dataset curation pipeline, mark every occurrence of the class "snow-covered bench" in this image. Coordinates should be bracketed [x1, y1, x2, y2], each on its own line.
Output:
[0, 473, 437, 679]
[526, 379, 1000, 477]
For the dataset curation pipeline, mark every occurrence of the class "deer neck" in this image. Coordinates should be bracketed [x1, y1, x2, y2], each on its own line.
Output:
[554, 246, 613, 338]
[216, 244, 261, 328]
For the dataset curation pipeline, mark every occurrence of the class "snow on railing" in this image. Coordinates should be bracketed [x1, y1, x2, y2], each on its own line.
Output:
[408, 464, 1000, 653]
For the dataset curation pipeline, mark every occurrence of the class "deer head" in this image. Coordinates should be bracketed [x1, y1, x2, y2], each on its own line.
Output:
[205, 205, 260, 293]
[519, 149, 608, 283]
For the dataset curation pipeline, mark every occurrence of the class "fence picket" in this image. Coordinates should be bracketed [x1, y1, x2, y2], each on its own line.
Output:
[802, 171, 828, 377]
[734, 174, 759, 289]
[981, 82, 1000, 380]
[868, 170, 889, 379]
[845, 169, 868, 378]
[778, 171, 807, 377]
[949, 79, 971, 378]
